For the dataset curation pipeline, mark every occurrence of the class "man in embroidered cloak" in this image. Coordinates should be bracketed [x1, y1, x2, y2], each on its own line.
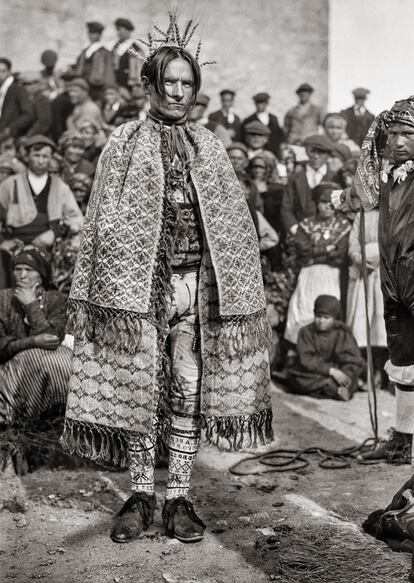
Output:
[61, 19, 273, 544]
[333, 96, 414, 465]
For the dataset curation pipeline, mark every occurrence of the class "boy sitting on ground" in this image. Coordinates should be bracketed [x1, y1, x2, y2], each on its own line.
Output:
[287, 295, 365, 400]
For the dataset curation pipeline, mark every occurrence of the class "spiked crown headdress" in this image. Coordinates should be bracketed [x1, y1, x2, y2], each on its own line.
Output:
[130, 12, 215, 67]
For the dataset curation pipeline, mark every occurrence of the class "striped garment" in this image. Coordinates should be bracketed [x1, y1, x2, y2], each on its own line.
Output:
[0, 346, 72, 425]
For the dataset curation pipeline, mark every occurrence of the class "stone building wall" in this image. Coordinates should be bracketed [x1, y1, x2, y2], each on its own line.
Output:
[0, 0, 329, 119]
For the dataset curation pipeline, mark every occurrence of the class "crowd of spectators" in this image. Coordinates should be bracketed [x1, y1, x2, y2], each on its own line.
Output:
[0, 16, 388, 459]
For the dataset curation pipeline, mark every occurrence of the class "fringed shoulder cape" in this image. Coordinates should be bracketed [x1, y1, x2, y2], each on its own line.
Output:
[61, 118, 273, 466]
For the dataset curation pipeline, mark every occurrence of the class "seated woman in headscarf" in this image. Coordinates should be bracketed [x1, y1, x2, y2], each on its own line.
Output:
[0, 246, 72, 428]
[284, 182, 351, 345]
[287, 295, 365, 400]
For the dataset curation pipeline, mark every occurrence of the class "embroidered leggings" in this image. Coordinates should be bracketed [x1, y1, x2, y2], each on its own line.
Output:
[128, 272, 202, 498]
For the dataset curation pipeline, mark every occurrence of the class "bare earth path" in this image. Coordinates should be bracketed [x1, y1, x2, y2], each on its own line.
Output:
[1, 384, 412, 583]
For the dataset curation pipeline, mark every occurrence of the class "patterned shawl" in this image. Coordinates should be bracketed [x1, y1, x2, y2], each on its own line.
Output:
[61, 119, 273, 466]
[354, 96, 414, 209]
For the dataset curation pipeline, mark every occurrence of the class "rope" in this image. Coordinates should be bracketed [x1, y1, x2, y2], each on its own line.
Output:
[229, 210, 382, 476]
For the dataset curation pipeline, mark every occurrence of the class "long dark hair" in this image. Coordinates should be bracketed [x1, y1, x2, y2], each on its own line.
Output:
[141, 46, 201, 98]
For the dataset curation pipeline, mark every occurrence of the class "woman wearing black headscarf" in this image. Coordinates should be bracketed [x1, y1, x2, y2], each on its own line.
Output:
[0, 245, 71, 427]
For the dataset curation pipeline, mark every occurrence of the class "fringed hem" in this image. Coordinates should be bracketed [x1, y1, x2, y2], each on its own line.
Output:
[201, 408, 274, 451]
[213, 308, 272, 359]
[66, 299, 151, 355]
[60, 418, 135, 468]
[60, 417, 171, 468]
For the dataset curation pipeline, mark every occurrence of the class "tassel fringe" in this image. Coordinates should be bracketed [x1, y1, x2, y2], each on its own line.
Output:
[66, 300, 149, 355]
[201, 408, 274, 451]
[214, 309, 272, 359]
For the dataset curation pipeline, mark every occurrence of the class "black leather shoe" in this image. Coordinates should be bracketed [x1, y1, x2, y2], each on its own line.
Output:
[358, 429, 412, 464]
[162, 497, 205, 543]
[110, 492, 156, 543]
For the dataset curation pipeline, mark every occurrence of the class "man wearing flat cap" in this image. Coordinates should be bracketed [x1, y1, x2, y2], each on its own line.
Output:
[208, 89, 242, 142]
[340, 87, 375, 147]
[242, 92, 285, 158]
[281, 134, 336, 235]
[74, 22, 115, 103]
[284, 83, 323, 145]
[243, 120, 272, 160]
[112, 18, 145, 89]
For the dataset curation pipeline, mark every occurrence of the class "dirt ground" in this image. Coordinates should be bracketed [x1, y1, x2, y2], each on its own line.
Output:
[1, 383, 413, 583]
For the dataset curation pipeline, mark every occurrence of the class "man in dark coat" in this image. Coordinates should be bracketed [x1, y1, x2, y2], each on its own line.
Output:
[241, 92, 285, 158]
[20, 71, 52, 137]
[112, 18, 145, 89]
[208, 89, 242, 142]
[74, 22, 115, 103]
[340, 87, 375, 147]
[281, 134, 336, 235]
[0, 58, 33, 144]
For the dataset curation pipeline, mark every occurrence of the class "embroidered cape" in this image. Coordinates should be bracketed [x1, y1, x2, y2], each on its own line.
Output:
[61, 119, 273, 466]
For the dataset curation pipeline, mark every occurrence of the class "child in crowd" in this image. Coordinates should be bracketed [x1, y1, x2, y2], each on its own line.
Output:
[287, 295, 365, 400]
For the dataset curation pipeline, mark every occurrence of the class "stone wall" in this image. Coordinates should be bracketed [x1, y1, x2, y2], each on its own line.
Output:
[0, 0, 329, 120]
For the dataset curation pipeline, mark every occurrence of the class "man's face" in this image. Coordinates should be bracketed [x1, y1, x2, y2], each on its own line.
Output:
[228, 149, 248, 173]
[14, 264, 41, 289]
[354, 97, 366, 108]
[388, 123, 414, 164]
[314, 313, 334, 332]
[65, 143, 85, 163]
[88, 31, 101, 43]
[28, 146, 53, 175]
[79, 125, 96, 147]
[255, 101, 268, 113]
[245, 133, 268, 150]
[324, 117, 345, 143]
[144, 58, 195, 121]
[318, 199, 335, 219]
[0, 63, 10, 85]
[298, 90, 311, 104]
[306, 146, 329, 170]
[116, 26, 130, 41]
[68, 86, 88, 105]
[221, 92, 234, 111]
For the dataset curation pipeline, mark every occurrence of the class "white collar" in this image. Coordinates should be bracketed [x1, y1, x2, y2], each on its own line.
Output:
[257, 111, 270, 125]
[85, 42, 104, 59]
[114, 38, 134, 56]
[28, 171, 48, 195]
[0, 75, 14, 95]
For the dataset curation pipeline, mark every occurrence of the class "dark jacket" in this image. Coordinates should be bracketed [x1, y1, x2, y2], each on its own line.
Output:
[340, 107, 375, 147]
[0, 81, 33, 138]
[241, 112, 285, 158]
[281, 165, 336, 233]
[26, 93, 53, 137]
[75, 47, 115, 89]
[0, 288, 67, 363]
[287, 321, 364, 395]
[207, 110, 242, 141]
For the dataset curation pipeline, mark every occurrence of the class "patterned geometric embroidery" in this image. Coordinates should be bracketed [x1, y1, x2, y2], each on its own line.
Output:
[63, 119, 273, 460]
[166, 429, 200, 499]
[128, 433, 156, 493]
